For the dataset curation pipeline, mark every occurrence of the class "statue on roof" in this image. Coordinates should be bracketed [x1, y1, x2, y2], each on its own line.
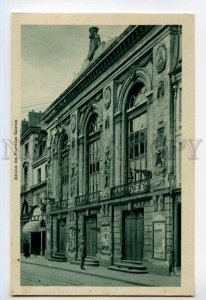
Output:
[87, 26, 101, 61]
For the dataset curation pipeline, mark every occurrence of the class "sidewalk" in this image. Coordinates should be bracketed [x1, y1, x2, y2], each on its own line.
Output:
[21, 255, 180, 287]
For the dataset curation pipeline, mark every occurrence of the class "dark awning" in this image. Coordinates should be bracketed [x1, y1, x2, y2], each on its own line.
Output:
[22, 220, 43, 233]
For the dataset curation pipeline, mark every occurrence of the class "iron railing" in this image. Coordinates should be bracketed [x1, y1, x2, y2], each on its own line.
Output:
[75, 191, 100, 207]
[111, 179, 150, 199]
[50, 199, 69, 212]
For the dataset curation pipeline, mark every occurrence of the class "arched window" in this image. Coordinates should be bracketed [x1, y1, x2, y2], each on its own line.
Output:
[60, 134, 69, 200]
[21, 200, 29, 215]
[87, 114, 100, 193]
[127, 83, 147, 182]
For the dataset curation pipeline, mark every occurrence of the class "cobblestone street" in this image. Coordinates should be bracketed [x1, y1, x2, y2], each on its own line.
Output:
[20, 256, 180, 287]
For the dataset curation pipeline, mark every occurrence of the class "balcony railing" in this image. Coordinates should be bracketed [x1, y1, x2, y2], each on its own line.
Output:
[111, 179, 150, 199]
[75, 191, 100, 207]
[50, 199, 69, 212]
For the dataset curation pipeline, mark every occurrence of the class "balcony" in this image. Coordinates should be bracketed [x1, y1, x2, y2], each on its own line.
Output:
[111, 179, 150, 200]
[50, 199, 69, 212]
[75, 191, 100, 207]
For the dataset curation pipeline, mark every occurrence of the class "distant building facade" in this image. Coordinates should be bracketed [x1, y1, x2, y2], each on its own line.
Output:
[21, 25, 182, 275]
[20, 111, 47, 256]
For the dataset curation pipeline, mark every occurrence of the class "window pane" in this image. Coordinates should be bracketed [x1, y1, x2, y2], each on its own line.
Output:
[128, 113, 147, 182]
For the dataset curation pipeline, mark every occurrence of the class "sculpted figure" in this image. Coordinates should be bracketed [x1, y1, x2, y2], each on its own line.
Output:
[87, 26, 101, 61]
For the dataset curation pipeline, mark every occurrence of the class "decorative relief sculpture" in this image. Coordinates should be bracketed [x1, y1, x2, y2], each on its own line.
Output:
[87, 26, 101, 61]
[104, 147, 111, 188]
[71, 164, 76, 197]
[155, 44, 167, 73]
[157, 80, 164, 98]
[47, 163, 52, 197]
[131, 85, 147, 107]
[104, 86, 111, 109]
[154, 127, 167, 175]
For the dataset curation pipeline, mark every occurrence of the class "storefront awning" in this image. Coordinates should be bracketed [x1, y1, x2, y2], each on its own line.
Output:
[23, 220, 44, 233]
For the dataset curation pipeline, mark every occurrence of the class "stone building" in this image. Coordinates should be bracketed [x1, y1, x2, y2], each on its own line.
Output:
[20, 111, 47, 256]
[40, 25, 181, 275]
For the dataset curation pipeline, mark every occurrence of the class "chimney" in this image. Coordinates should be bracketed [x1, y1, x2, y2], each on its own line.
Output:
[28, 111, 43, 126]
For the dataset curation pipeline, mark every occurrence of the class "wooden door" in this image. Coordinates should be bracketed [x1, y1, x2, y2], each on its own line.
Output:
[57, 219, 66, 253]
[85, 215, 97, 257]
[123, 209, 144, 261]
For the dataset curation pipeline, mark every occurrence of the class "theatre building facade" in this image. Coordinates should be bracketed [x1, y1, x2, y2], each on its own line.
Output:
[42, 25, 182, 275]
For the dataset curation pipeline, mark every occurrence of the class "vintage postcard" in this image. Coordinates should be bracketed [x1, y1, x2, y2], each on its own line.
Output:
[11, 13, 194, 296]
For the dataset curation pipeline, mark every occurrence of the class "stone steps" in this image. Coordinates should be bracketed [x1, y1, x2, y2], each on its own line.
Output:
[108, 260, 148, 274]
[48, 253, 67, 262]
[70, 257, 99, 267]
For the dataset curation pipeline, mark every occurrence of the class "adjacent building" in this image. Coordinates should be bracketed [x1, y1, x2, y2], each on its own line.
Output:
[20, 111, 47, 256]
[21, 25, 182, 275]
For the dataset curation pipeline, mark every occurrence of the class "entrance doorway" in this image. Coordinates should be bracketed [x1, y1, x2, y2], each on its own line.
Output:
[122, 209, 144, 261]
[31, 232, 45, 255]
[85, 215, 97, 257]
[57, 218, 66, 253]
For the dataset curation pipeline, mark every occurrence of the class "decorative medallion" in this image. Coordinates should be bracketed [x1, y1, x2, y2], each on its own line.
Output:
[104, 86, 111, 110]
[155, 44, 167, 73]
[71, 114, 76, 133]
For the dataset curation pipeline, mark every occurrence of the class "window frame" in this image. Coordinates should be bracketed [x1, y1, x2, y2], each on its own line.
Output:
[126, 84, 148, 183]
[86, 114, 101, 194]
[60, 135, 69, 201]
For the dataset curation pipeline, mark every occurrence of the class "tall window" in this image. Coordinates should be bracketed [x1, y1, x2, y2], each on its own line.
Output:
[24, 165, 28, 187]
[60, 135, 69, 200]
[127, 83, 147, 182]
[87, 114, 100, 193]
[37, 168, 41, 183]
[24, 143, 28, 157]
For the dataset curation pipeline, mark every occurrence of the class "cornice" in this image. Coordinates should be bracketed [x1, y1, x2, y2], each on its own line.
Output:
[21, 126, 41, 144]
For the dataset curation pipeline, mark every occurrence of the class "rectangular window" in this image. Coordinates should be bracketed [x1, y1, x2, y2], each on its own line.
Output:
[128, 112, 147, 182]
[89, 139, 100, 193]
[25, 143, 28, 157]
[37, 168, 41, 183]
[61, 152, 69, 200]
